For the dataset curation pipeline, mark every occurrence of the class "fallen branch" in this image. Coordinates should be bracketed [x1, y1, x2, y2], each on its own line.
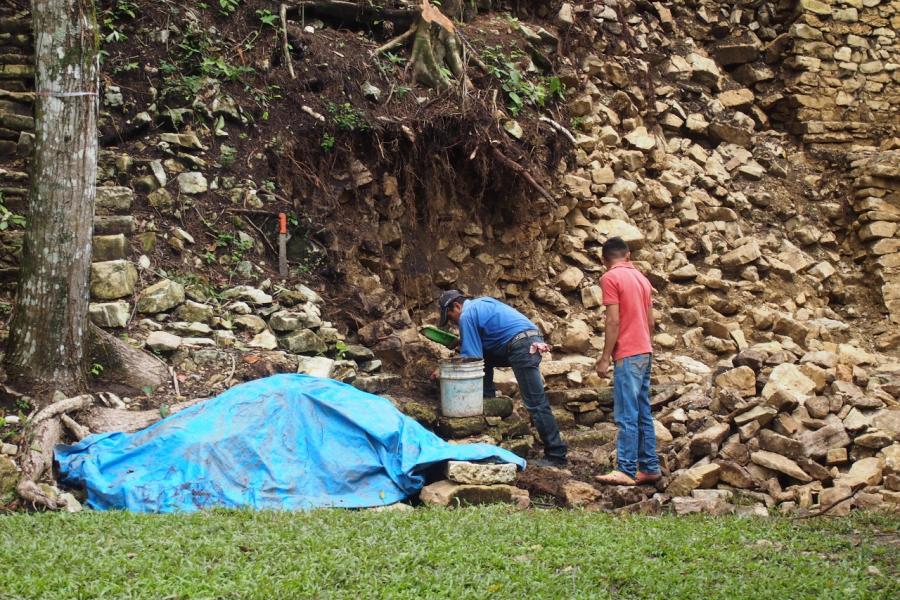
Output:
[539, 116, 577, 145]
[280, 4, 296, 80]
[489, 145, 555, 204]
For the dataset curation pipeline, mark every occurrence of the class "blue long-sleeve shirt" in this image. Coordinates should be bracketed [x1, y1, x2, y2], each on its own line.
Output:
[458, 297, 538, 358]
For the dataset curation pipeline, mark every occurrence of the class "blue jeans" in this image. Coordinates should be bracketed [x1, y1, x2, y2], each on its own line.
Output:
[613, 353, 659, 478]
[483, 335, 567, 460]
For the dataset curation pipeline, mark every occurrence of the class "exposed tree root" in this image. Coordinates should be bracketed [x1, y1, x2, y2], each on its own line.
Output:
[82, 397, 208, 434]
[489, 145, 555, 204]
[88, 323, 168, 393]
[16, 414, 64, 509]
[32, 393, 92, 424]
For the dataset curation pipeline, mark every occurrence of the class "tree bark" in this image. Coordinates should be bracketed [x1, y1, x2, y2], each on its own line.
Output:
[4, 0, 99, 397]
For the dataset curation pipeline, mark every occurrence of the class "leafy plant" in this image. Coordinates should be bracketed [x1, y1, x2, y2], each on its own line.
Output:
[320, 133, 336, 151]
[333, 340, 348, 360]
[218, 0, 240, 16]
[256, 9, 279, 27]
[219, 144, 237, 167]
[480, 45, 565, 116]
[0, 197, 26, 231]
[326, 102, 368, 131]
[90, 362, 104, 377]
[99, 0, 137, 44]
[384, 52, 406, 66]
[112, 60, 139, 74]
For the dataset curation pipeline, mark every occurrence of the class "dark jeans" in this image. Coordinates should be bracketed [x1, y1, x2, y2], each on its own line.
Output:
[484, 335, 567, 460]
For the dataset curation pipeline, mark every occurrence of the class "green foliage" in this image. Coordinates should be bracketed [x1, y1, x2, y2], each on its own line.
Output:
[218, 0, 240, 16]
[333, 340, 348, 360]
[384, 52, 406, 66]
[481, 45, 565, 116]
[159, 21, 254, 104]
[393, 85, 411, 99]
[90, 362, 104, 377]
[0, 199, 26, 231]
[256, 9, 279, 27]
[326, 102, 369, 132]
[112, 61, 139, 74]
[219, 144, 237, 167]
[0, 302, 12, 316]
[0, 510, 897, 598]
[212, 232, 254, 272]
[570, 116, 586, 132]
[100, 0, 137, 44]
[320, 133, 336, 152]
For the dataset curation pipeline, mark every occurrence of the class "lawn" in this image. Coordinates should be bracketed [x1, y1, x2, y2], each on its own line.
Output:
[0, 507, 897, 599]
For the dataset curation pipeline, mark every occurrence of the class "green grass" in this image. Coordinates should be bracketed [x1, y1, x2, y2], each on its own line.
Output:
[0, 508, 897, 599]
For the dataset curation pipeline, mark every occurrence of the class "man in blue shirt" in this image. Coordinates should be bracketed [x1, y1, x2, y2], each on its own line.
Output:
[438, 290, 568, 467]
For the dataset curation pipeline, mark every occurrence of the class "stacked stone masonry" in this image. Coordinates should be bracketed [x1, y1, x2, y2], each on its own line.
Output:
[785, 0, 900, 145]
[851, 150, 900, 323]
[0, 9, 137, 294]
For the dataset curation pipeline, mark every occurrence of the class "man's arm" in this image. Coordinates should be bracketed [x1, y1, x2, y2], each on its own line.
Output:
[458, 312, 484, 358]
[596, 304, 620, 377]
[647, 304, 655, 339]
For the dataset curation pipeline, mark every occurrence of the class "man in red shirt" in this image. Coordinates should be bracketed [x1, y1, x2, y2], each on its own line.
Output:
[593, 237, 661, 486]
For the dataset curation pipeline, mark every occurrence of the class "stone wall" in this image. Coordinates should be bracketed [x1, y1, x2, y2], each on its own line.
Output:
[0, 11, 33, 283]
[851, 150, 900, 324]
[784, 0, 900, 146]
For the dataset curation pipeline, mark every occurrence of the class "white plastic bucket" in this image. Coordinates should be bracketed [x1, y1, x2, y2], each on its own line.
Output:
[439, 358, 485, 417]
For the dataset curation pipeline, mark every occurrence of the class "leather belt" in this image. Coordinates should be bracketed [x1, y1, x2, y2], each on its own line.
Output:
[508, 329, 541, 348]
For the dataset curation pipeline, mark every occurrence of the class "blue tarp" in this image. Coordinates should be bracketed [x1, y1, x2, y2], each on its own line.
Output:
[55, 374, 525, 512]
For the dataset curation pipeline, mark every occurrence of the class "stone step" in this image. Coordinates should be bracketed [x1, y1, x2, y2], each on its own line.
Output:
[0, 89, 33, 103]
[0, 112, 32, 131]
[0, 81, 31, 92]
[93, 215, 134, 236]
[0, 18, 31, 35]
[0, 168, 27, 183]
[95, 186, 133, 215]
[0, 53, 30, 65]
[0, 186, 26, 199]
[0, 64, 32, 79]
[0, 99, 31, 115]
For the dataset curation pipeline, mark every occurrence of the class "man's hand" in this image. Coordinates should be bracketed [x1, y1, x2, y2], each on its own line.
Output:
[595, 357, 610, 378]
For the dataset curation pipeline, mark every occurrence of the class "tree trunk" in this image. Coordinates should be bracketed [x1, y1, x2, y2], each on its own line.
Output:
[4, 0, 99, 397]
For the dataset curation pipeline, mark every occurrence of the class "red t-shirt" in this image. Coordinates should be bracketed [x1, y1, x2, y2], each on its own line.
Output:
[600, 262, 653, 361]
